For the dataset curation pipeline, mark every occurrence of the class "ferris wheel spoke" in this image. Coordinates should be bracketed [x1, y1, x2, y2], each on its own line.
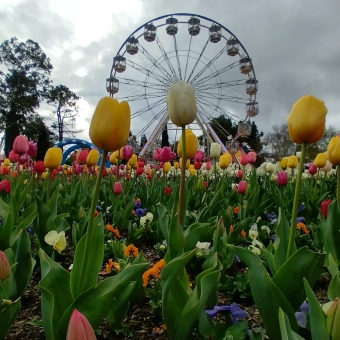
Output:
[138, 45, 177, 84]
[194, 79, 246, 91]
[196, 92, 249, 104]
[135, 108, 167, 138]
[118, 78, 170, 91]
[186, 37, 209, 83]
[192, 61, 239, 86]
[125, 58, 172, 85]
[116, 91, 167, 102]
[189, 45, 227, 84]
[173, 35, 182, 80]
[155, 37, 179, 82]
[131, 98, 166, 119]
[183, 35, 193, 81]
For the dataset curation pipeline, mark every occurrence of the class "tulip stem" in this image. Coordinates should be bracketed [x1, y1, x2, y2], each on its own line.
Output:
[287, 142, 306, 260]
[46, 170, 52, 204]
[78, 150, 108, 293]
[337, 166, 340, 207]
[179, 126, 186, 226]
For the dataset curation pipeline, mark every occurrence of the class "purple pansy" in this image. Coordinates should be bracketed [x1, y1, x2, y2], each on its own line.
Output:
[205, 303, 247, 324]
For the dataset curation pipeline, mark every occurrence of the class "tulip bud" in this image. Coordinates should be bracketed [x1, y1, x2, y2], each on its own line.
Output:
[78, 206, 86, 220]
[321, 160, 333, 172]
[128, 154, 137, 168]
[194, 150, 204, 162]
[113, 182, 122, 194]
[3, 158, 10, 167]
[219, 153, 232, 169]
[323, 298, 340, 339]
[320, 199, 332, 218]
[280, 157, 288, 170]
[163, 162, 171, 174]
[86, 149, 100, 167]
[8, 150, 19, 163]
[27, 141, 37, 158]
[177, 129, 198, 159]
[327, 135, 340, 165]
[196, 177, 206, 192]
[314, 153, 327, 168]
[308, 163, 317, 175]
[167, 80, 196, 127]
[287, 155, 298, 168]
[66, 309, 97, 340]
[240, 154, 248, 166]
[13, 135, 29, 155]
[0, 250, 10, 280]
[44, 148, 62, 169]
[237, 181, 247, 195]
[205, 161, 211, 170]
[210, 143, 221, 159]
[276, 171, 288, 186]
[247, 151, 257, 164]
[121, 145, 134, 161]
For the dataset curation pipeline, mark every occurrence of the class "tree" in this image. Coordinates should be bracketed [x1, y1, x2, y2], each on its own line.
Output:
[0, 37, 53, 155]
[140, 134, 147, 149]
[161, 125, 170, 147]
[45, 84, 83, 141]
[262, 122, 337, 162]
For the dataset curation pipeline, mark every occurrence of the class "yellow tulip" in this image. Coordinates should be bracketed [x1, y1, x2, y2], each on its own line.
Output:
[313, 152, 328, 168]
[128, 154, 137, 168]
[219, 153, 232, 169]
[287, 155, 298, 168]
[327, 136, 340, 165]
[163, 162, 171, 173]
[189, 164, 194, 170]
[287, 95, 328, 144]
[86, 149, 100, 166]
[174, 162, 179, 169]
[3, 158, 10, 167]
[41, 172, 48, 179]
[126, 163, 131, 171]
[177, 129, 198, 159]
[89, 97, 131, 152]
[44, 147, 62, 169]
[280, 157, 288, 170]
[109, 151, 119, 164]
[179, 158, 190, 169]
[167, 80, 196, 127]
[190, 168, 196, 176]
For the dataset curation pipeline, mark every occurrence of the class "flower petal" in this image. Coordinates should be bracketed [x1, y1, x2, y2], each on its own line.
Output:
[44, 230, 58, 245]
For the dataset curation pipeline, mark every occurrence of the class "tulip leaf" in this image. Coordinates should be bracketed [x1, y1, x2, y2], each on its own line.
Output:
[0, 196, 10, 221]
[56, 262, 148, 339]
[278, 308, 305, 340]
[0, 211, 14, 251]
[273, 247, 325, 311]
[324, 200, 340, 266]
[184, 222, 215, 252]
[261, 249, 276, 276]
[327, 253, 339, 278]
[70, 213, 104, 299]
[47, 190, 59, 220]
[38, 249, 73, 340]
[328, 272, 340, 301]
[0, 298, 21, 340]
[303, 278, 329, 340]
[228, 245, 297, 339]
[273, 208, 296, 271]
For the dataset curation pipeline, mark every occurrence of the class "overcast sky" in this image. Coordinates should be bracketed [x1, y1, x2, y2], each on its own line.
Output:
[1, 0, 339, 147]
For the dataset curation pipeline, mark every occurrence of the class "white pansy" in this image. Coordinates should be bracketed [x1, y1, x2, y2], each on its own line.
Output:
[44, 230, 67, 254]
[261, 225, 271, 234]
[196, 241, 211, 255]
[249, 223, 258, 240]
[249, 245, 261, 255]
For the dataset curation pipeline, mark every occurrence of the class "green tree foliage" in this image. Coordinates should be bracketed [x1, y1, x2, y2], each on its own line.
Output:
[45, 84, 83, 141]
[0, 37, 53, 155]
[262, 122, 337, 162]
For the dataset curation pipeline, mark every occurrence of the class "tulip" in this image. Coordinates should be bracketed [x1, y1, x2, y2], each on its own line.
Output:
[0, 179, 11, 193]
[276, 171, 288, 186]
[164, 187, 172, 195]
[163, 162, 171, 173]
[66, 309, 97, 340]
[86, 149, 100, 167]
[322, 298, 340, 339]
[19, 153, 28, 164]
[236, 169, 243, 179]
[210, 143, 221, 159]
[73, 163, 83, 175]
[44, 147, 62, 169]
[44, 230, 67, 253]
[121, 145, 134, 161]
[237, 181, 247, 194]
[240, 154, 248, 166]
[138, 160, 144, 168]
[179, 158, 190, 169]
[34, 160, 46, 174]
[247, 151, 257, 164]
[128, 154, 137, 168]
[327, 135, 340, 165]
[153, 148, 161, 161]
[205, 161, 211, 170]
[266, 163, 275, 173]
[194, 150, 204, 162]
[196, 177, 206, 192]
[113, 181, 122, 194]
[321, 160, 333, 172]
[314, 153, 327, 168]
[135, 167, 144, 176]
[8, 150, 19, 163]
[219, 153, 232, 169]
[280, 157, 288, 170]
[109, 151, 119, 165]
[167, 80, 196, 127]
[177, 129, 198, 159]
[13, 134, 29, 155]
[287, 155, 298, 168]
[3, 158, 10, 167]
[308, 163, 317, 175]
[0, 250, 10, 280]
[173, 162, 179, 169]
[287, 95, 327, 144]
[77, 150, 89, 164]
[89, 96, 131, 152]
[27, 140, 37, 158]
[194, 161, 202, 170]
[320, 199, 332, 218]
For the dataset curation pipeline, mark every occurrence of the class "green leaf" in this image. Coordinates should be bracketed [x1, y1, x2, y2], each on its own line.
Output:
[184, 222, 215, 252]
[261, 249, 276, 276]
[303, 278, 329, 340]
[324, 201, 340, 266]
[0, 197, 10, 221]
[273, 247, 325, 311]
[224, 320, 248, 340]
[328, 273, 340, 301]
[70, 213, 104, 299]
[327, 253, 338, 278]
[278, 308, 305, 340]
[229, 245, 297, 340]
[38, 249, 73, 340]
[0, 298, 21, 340]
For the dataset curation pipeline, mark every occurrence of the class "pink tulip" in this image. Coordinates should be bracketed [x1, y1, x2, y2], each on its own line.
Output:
[158, 146, 176, 162]
[119, 164, 125, 170]
[113, 182, 122, 194]
[153, 148, 161, 161]
[66, 309, 97, 340]
[205, 162, 211, 170]
[19, 153, 28, 164]
[13, 135, 29, 155]
[194, 150, 204, 162]
[77, 150, 89, 164]
[121, 145, 134, 161]
[240, 154, 248, 166]
[308, 163, 317, 175]
[26, 141, 37, 158]
[8, 150, 19, 163]
[73, 164, 82, 175]
[236, 169, 243, 179]
[276, 171, 288, 186]
[237, 181, 247, 194]
[0, 250, 10, 280]
[247, 151, 257, 164]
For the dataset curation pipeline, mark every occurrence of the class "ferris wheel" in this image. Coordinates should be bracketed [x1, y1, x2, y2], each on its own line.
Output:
[106, 13, 258, 158]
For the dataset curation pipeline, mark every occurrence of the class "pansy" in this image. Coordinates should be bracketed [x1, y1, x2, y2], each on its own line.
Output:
[205, 303, 247, 324]
[44, 230, 67, 254]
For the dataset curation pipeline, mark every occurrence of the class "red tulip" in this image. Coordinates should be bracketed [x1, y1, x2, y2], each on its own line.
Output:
[247, 151, 257, 164]
[113, 182, 122, 194]
[276, 171, 288, 186]
[73, 163, 82, 175]
[153, 148, 161, 161]
[320, 199, 332, 219]
[34, 160, 46, 174]
[236, 170, 243, 179]
[164, 187, 172, 195]
[194, 161, 202, 170]
[308, 163, 317, 175]
[0, 180, 11, 193]
[13, 135, 29, 155]
[0, 250, 10, 280]
[203, 181, 209, 188]
[138, 161, 145, 168]
[66, 309, 97, 340]
[136, 167, 144, 176]
[77, 150, 89, 164]
[8, 150, 19, 163]
[240, 154, 248, 166]
[237, 181, 247, 194]
[205, 162, 211, 170]
[194, 150, 204, 162]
